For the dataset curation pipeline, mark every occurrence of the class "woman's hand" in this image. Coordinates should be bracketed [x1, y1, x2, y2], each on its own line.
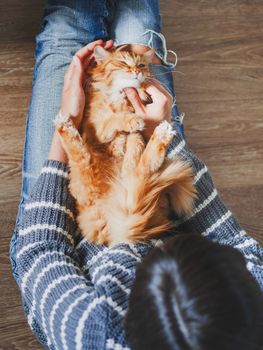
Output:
[49, 40, 114, 163]
[124, 80, 173, 141]
[61, 39, 114, 128]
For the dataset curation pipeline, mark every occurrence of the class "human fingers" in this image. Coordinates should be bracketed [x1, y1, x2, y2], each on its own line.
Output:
[124, 88, 145, 115]
[104, 39, 114, 50]
[75, 39, 113, 62]
[82, 40, 114, 70]
[145, 81, 173, 106]
[145, 78, 172, 98]
[75, 39, 104, 60]
[70, 40, 117, 85]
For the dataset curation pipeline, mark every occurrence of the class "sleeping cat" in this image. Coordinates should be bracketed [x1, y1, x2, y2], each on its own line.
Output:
[55, 46, 196, 245]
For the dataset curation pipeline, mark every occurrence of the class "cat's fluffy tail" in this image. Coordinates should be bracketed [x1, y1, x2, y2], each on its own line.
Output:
[104, 158, 196, 245]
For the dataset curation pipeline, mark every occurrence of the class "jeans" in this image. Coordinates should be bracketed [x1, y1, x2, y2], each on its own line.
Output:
[10, 0, 183, 281]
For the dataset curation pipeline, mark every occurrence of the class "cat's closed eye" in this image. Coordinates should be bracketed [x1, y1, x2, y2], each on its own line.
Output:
[138, 64, 146, 68]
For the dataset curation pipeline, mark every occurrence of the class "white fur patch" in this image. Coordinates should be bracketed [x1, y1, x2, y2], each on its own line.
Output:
[155, 121, 176, 141]
[109, 70, 145, 102]
[116, 77, 141, 90]
[53, 111, 79, 136]
[109, 78, 142, 103]
[53, 111, 70, 127]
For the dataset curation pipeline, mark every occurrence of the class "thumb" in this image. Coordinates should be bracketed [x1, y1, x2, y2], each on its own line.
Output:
[72, 55, 84, 85]
[124, 88, 145, 115]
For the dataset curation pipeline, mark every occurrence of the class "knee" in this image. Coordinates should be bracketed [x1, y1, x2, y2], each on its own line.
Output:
[35, 1, 108, 53]
[114, 30, 177, 68]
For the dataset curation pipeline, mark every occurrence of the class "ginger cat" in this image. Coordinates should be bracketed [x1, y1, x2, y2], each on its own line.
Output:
[55, 46, 196, 245]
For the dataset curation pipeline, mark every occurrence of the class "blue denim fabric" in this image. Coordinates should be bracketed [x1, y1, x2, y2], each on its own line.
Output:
[10, 0, 183, 283]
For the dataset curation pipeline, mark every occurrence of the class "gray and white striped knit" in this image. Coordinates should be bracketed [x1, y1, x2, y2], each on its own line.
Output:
[13, 131, 263, 350]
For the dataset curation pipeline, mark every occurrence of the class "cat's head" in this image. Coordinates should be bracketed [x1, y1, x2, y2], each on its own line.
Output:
[92, 45, 154, 93]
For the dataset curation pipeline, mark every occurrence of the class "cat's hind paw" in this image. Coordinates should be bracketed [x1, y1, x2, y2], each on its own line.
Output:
[155, 121, 176, 145]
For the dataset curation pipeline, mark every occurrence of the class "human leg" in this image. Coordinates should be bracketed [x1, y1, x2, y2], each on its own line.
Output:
[18, 0, 112, 221]
[11, 0, 113, 282]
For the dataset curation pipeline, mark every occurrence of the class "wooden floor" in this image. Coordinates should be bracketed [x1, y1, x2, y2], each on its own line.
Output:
[0, 0, 262, 348]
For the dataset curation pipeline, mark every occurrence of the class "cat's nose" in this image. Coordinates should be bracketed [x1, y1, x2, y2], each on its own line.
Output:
[135, 68, 141, 75]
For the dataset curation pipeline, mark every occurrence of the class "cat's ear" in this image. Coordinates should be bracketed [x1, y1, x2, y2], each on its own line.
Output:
[144, 48, 155, 62]
[94, 46, 111, 62]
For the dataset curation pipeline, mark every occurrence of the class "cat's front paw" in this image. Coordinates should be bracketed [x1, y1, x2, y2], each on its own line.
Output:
[53, 111, 71, 129]
[109, 133, 127, 158]
[127, 116, 145, 133]
[54, 111, 78, 136]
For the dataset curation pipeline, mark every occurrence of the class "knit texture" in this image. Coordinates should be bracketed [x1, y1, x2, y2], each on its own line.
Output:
[13, 133, 263, 350]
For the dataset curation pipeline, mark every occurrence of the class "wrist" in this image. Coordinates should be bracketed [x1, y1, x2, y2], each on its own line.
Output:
[48, 131, 68, 164]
